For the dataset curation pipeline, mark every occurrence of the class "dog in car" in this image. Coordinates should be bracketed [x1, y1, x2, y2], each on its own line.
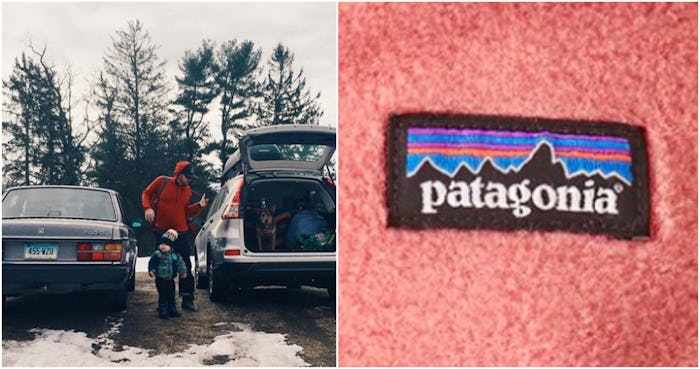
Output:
[256, 204, 277, 251]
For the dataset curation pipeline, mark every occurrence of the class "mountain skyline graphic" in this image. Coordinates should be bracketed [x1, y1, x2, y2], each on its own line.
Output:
[407, 141, 634, 185]
[398, 142, 642, 238]
[402, 143, 637, 231]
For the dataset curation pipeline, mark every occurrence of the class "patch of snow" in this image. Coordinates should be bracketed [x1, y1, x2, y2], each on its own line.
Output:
[136, 256, 150, 273]
[2, 319, 308, 367]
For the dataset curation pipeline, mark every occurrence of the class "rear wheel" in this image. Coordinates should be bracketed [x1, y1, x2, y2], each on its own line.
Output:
[208, 250, 226, 302]
[196, 267, 210, 289]
[127, 270, 136, 291]
[196, 253, 209, 289]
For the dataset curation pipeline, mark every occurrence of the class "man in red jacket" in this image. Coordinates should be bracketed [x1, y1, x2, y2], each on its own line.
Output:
[142, 161, 208, 312]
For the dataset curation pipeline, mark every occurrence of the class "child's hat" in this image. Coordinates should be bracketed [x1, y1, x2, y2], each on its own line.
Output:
[160, 229, 178, 248]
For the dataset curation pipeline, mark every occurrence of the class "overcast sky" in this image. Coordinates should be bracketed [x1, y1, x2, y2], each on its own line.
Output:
[2, 2, 337, 135]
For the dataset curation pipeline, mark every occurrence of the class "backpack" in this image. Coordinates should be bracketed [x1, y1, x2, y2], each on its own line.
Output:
[151, 176, 171, 214]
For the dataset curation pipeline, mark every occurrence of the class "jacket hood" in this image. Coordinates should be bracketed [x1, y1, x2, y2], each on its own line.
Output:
[174, 161, 191, 177]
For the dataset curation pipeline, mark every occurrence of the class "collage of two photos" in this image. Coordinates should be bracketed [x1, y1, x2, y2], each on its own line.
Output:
[2, 1, 699, 367]
[2, 2, 336, 367]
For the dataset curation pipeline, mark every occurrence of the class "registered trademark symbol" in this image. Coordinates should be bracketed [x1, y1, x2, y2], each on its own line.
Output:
[614, 183, 624, 193]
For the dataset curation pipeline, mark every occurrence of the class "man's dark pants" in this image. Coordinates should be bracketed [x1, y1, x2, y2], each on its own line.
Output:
[153, 229, 195, 302]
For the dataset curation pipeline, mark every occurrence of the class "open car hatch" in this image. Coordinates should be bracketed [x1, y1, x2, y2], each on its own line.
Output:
[239, 125, 336, 172]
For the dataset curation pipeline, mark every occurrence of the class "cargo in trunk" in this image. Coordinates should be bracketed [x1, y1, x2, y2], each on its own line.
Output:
[243, 178, 336, 252]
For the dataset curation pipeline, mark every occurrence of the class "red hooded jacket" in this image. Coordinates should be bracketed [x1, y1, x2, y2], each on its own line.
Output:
[142, 161, 203, 232]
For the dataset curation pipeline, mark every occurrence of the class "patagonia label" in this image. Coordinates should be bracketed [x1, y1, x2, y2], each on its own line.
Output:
[387, 114, 650, 239]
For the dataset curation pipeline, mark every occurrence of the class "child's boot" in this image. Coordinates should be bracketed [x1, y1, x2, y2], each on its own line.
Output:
[158, 304, 169, 320]
[167, 302, 181, 318]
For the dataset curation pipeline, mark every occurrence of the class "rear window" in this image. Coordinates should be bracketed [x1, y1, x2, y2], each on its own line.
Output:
[2, 188, 117, 221]
[250, 143, 329, 162]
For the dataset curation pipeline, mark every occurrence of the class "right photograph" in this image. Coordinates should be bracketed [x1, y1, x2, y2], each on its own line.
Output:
[338, 2, 697, 366]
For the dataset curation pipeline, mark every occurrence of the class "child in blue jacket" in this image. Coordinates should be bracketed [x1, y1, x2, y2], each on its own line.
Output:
[148, 229, 188, 319]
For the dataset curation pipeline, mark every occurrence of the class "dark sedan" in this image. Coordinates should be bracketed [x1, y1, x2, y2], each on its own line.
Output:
[2, 186, 139, 310]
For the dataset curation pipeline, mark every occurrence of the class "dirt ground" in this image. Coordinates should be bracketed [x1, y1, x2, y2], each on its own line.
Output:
[3, 272, 336, 366]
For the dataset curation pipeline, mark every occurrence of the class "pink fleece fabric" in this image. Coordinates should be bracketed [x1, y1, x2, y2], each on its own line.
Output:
[338, 3, 697, 366]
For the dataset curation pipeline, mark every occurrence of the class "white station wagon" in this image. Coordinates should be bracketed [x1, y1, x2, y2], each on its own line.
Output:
[194, 125, 336, 302]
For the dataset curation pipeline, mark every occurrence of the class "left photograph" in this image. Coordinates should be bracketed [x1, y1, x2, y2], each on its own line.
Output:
[2, 2, 337, 367]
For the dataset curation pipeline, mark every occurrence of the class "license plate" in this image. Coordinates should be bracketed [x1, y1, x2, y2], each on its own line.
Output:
[24, 244, 58, 260]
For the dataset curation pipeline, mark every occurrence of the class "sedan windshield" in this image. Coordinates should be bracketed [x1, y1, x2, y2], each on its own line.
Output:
[2, 188, 116, 221]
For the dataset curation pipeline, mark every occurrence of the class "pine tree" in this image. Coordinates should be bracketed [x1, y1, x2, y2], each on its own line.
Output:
[259, 43, 323, 126]
[91, 20, 171, 229]
[214, 39, 262, 169]
[94, 20, 170, 193]
[89, 72, 128, 191]
[99, 20, 169, 171]
[3, 53, 40, 186]
[32, 48, 84, 185]
[2, 47, 85, 187]
[172, 39, 218, 163]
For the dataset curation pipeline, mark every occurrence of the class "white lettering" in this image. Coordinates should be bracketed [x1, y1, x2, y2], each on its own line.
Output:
[532, 185, 557, 210]
[447, 181, 471, 208]
[595, 188, 619, 214]
[508, 180, 532, 218]
[420, 181, 447, 214]
[582, 180, 595, 213]
[470, 177, 485, 207]
[484, 182, 509, 209]
[556, 186, 582, 212]
[419, 177, 623, 218]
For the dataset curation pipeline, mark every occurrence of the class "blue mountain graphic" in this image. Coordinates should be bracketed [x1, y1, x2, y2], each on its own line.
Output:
[407, 141, 633, 184]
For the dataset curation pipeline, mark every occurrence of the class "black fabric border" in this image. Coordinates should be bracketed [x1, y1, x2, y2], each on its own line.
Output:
[386, 113, 650, 240]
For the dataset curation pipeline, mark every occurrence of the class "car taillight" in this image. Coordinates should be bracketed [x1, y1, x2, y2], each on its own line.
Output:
[222, 178, 245, 219]
[104, 242, 123, 261]
[77, 243, 92, 261]
[77, 242, 123, 261]
[224, 249, 241, 256]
